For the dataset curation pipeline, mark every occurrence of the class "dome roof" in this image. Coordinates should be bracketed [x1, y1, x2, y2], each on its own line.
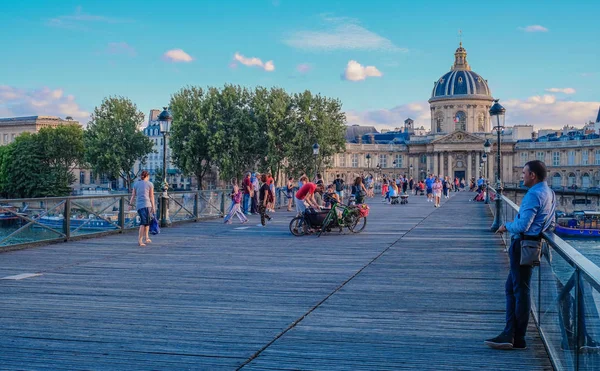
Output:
[430, 43, 492, 100]
[431, 70, 491, 98]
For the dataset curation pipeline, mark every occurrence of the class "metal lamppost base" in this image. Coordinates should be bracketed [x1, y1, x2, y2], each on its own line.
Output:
[160, 196, 169, 228]
[490, 196, 503, 231]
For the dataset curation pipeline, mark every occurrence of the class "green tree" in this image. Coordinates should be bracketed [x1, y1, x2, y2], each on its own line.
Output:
[84, 96, 154, 191]
[0, 145, 12, 197]
[169, 86, 213, 190]
[2, 134, 51, 198]
[284, 91, 347, 178]
[37, 123, 85, 195]
[253, 87, 294, 184]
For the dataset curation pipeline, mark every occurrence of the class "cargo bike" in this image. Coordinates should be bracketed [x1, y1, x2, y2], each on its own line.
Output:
[289, 196, 369, 237]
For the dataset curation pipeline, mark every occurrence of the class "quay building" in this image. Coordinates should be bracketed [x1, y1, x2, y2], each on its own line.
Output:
[329, 43, 600, 189]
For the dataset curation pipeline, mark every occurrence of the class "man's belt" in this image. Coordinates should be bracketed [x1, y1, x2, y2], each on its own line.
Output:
[520, 233, 542, 241]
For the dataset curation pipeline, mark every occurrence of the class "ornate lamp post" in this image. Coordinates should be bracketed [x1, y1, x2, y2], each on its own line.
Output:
[158, 107, 173, 228]
[409, 164, 413, 179]
[365, 153, 371, 170]
[489, 100, 506, 231]
[312, 143, 320, 181]
[483, 139, 491, 204]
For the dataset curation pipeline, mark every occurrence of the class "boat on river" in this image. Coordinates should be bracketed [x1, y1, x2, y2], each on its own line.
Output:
[555, 211, 600, 238]
[36, 212, 138, 231]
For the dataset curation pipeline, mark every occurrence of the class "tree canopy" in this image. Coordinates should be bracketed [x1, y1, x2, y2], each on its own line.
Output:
[84, 96, 154, 191]
[168, 84, 346, 188]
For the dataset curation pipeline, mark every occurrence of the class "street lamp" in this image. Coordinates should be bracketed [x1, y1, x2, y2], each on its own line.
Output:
[483, 139, 491, 204]
[312, 143, 320, 181]
[409, 164, 413, 179]
[365, 153, 371, 170]
[158, 107, 172, 228]
[489, 100, 506, 231]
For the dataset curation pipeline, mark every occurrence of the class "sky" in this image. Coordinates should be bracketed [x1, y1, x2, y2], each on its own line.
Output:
[1, 0, 599, 131]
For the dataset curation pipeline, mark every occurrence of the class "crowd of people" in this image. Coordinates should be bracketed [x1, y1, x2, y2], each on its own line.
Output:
[219, 170, 496, 228]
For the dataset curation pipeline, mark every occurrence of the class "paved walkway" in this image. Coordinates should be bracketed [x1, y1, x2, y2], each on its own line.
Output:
[0, 191, 552, 370]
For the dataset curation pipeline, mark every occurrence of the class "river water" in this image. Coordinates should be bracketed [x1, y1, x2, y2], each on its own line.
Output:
[565, 239, 600, 266]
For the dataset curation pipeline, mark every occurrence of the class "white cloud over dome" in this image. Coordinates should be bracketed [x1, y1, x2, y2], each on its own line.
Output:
[162, 49, 194, 63]
[519, 25, 549, 32]
[545, 87, 576, 94]
[284, 16, 405, 52]
[0, 85, 90, 124]
[343, 60, 382, 81]
[345, 95, 600, 132]
[232, 52, 275, 72]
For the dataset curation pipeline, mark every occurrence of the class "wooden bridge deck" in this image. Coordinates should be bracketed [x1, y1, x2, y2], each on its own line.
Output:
[0, 191, 552, 370]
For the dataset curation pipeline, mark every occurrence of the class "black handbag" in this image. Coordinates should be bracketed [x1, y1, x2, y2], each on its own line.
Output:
[520, 192, 555, 266]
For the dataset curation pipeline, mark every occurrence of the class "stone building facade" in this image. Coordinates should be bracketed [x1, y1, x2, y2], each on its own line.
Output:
[0, 115, 79, 145]
[328, 44, 600, 189]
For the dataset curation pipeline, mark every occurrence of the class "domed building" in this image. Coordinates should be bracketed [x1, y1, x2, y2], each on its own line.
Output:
[429, 43, 495, 133]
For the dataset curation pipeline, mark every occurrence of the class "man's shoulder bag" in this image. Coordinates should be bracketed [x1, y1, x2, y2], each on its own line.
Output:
[520, 191, 555, 266]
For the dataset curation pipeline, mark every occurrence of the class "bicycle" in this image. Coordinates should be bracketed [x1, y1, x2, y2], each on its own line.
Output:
[317, 197, 367, 237]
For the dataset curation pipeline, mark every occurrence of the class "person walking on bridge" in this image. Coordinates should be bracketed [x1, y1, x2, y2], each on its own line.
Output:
[130, 170, 155, 247]
[485, 160, 556, 350]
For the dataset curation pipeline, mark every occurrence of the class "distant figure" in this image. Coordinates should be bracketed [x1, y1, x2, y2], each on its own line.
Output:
[224, 178, 247, 225]
[130, 170, 155, 247]
[286, 177, 295, 212]
[333, 174, 345, 203]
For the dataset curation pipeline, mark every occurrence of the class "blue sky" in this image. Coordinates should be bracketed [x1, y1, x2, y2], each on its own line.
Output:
[1, 0, 599, 130]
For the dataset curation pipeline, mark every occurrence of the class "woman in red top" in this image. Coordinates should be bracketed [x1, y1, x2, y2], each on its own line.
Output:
[381, 179, 389, 197]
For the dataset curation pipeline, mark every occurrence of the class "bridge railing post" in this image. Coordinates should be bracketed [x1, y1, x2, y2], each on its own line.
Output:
[63, 197, 71, 241]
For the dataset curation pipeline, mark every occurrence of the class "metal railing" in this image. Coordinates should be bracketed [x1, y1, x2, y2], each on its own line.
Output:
[0, 190, 229, 249]
[489, 187, 600, 370]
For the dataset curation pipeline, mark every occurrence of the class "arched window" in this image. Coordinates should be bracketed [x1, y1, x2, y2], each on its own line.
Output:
[582, 173, 590, 188]
[79, 171, 85, 184]
[568, 173, 576, 186]
[454, 111, 466, 131]
[552, 173, 562, 188]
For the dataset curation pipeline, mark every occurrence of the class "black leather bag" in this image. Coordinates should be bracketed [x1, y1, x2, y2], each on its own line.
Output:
[520, 239, 542, 266]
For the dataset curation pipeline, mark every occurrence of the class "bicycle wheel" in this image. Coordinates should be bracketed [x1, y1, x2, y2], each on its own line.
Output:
[348, 216, 367, 233]
[289, 216, 306, 236]
[317, 213, 333, 237]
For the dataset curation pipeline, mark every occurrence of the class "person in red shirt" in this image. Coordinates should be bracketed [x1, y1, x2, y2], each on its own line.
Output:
[295, 181, 323, 215]
[241, 172, 252, 214]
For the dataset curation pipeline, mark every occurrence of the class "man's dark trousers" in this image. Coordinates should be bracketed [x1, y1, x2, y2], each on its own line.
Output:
[503, 237, 534, 342]
[251, 192, 259, 214]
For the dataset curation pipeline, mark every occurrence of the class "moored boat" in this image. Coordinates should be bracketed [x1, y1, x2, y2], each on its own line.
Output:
[555, 211, 600, 238]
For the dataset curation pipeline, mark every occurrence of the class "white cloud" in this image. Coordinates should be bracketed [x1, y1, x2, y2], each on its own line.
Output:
[106, 42, 136, 57]
[503, 95, 599, 129]
[284, 16, 405, 52]
[342, 60, 382, 81]
[162, 49, 194, 63]
[232, 52, 275, 72]
[519, 25, 549, 32]
[47, 6, 133, 30]
[0, 85, 90, 124]
[545, 87, 576, 94]
[297, 63, 312, 73]
[345, 95, 600, 132]
[346, 101, 431, 131]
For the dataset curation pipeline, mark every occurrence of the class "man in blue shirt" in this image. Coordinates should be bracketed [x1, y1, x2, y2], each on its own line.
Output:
[485, 160, 556, 350]
[425, 175, 434, 202]
[477, 176, 484, 192]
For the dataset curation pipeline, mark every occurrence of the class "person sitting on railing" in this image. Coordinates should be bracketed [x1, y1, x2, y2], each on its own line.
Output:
[485, 160, 556, 351]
